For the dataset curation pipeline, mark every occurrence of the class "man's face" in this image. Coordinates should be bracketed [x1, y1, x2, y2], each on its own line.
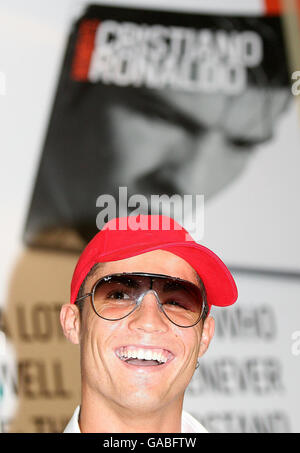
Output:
[69, 250, 214, 414]
[108, 87, 288, 200]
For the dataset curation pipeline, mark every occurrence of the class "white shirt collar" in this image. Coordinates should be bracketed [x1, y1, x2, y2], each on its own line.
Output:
[63, 405, 208, 433]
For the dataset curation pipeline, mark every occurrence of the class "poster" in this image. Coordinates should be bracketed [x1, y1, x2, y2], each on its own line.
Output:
[24, 3, 295, 269]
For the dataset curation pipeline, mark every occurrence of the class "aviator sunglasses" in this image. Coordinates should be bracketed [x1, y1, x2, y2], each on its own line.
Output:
[75, 272, 209, 328]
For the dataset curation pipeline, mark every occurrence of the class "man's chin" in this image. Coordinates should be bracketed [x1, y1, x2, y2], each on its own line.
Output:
[116, 390, 171, 415]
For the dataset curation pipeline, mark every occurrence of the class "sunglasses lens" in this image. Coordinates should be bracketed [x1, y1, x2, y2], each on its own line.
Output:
[92, 274, 205, 326]
[93, 275, 140, 320]
[156, 278, 204, 327]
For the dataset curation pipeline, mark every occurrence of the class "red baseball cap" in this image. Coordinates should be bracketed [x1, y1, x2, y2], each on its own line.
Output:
[70, 215, 238, 311]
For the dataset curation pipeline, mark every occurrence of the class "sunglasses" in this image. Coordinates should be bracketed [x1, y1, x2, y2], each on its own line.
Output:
[75, 272, 208, 328]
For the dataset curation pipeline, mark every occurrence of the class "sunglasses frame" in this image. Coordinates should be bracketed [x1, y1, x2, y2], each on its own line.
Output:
[75, 272, 209, 328]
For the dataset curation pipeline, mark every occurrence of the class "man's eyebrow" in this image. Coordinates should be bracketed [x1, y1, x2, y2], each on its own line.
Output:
[120, 88, 205, 135]
[146, 92, 205, 134]
[110, 276, 140, 288]
[162, 283, 188, 294]
[227, 134, 273, 149]
[162, 279, 197, 292]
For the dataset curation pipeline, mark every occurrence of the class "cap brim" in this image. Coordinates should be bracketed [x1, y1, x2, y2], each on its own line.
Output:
[97, 241, 238, 308]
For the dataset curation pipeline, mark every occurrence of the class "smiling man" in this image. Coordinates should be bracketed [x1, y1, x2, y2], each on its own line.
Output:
[60, 215, 237, 433]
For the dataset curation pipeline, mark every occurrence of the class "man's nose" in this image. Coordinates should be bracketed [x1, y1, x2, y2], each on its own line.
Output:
[127, 291, 169, 333]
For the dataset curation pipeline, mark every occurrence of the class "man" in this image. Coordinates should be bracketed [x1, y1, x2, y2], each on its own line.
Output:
[60, 214, 238, 433]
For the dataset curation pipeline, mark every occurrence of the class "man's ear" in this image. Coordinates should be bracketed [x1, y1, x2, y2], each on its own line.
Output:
[198, 316, 215, 358]
[60, 304, 81, 345]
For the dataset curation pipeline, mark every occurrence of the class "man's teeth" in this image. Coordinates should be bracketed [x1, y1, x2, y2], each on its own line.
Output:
[116, 347, 169, 363]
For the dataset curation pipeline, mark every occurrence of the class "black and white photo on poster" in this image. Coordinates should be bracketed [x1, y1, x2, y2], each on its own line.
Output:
[23, 3, 299, 272]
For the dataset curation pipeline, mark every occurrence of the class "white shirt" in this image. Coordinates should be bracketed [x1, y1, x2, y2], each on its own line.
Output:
[63, 405, 208, 433]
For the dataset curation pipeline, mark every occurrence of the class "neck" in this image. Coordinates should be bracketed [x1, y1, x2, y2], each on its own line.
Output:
[79, 385, 184, 433]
